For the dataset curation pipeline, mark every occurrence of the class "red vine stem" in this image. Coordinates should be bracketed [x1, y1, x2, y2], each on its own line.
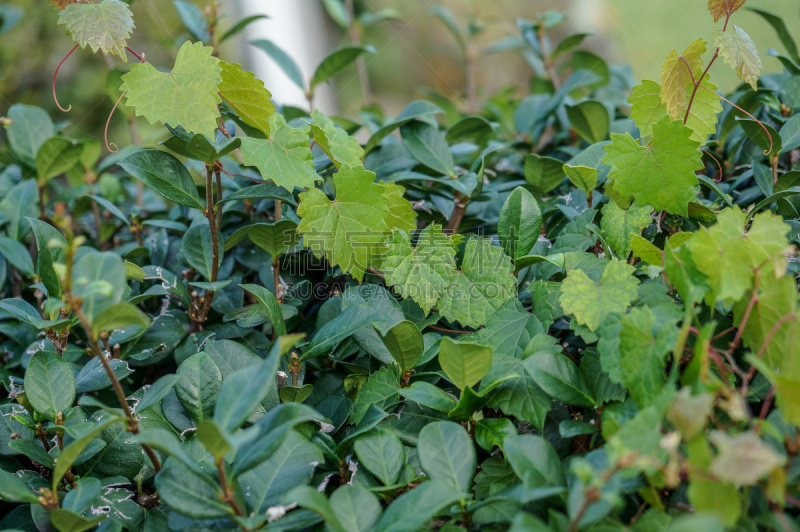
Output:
[698, 84, 774, 155]
[702, 149, 724, 182]
[125, 46, 145, 62]
[105, 90, 126, 153]
[53, 44, 79, 112]
[218, 167, 262, 184]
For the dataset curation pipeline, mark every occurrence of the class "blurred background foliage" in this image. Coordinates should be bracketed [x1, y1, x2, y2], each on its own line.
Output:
[0, 0, 797, 144]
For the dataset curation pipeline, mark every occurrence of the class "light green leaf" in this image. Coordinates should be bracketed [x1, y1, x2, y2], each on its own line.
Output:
[50, 509, 106, 532]
[628, 80, 668, 138]
[297, 164, 389, 281]
[176, 352, 222, 422]
[438, 336, 493, 390]
[0, 468, 42, 504]
[687, 207, 790, 303]
[523, 341, 594, 407]
[382, 225, 456, 313]
[240, 113, 320, 191]
[714, 26, 761, 90]
[121, 41, 222, 138]
[309, 110, 363, 168]
[380, 181, 417, 235]
[249, 39, 305, 91]
[279, 384, 313, 403]
[418, 421, 475, 492]
[91, 302, 151, 340]
[559, 258, 639, 332]
[57, 0, 134, 59]
[437, 237, 517, 329]
[219, 61, 275, 137]
[330, 485, 382, 532]
[603, 117, 703, 216]
[6, 104, 54, 168]
[562, 164, 598, 196]
[0, 236, 35, 276]
[683, 78, 723, 145]
[600, 201, 653, 258]
[504, 434, 566, 488]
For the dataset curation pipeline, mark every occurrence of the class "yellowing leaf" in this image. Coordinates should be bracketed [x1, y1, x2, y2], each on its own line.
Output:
[559, 259, 639, 332]
[707, 0, 746, 23]
[121, 41, 222, 138]
[240, 113, 320, 191]
[218, 62, 275, 136]
[437, 237, 517, 329]
[382, 225, 456, 314]
[603, 117, 703, 216]
[709, 431, 785, 486]
[297, 165, 389, 282]
[58, 0, 134, 59]
[601, 201, 653, 259]
[660, 39, 706, 119]
[683, 78, 723, 145]
[628, 80, 668, 138]
[714, 26, 762, 91]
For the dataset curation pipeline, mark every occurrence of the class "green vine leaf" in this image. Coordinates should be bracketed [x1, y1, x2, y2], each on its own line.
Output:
[218, 62, 275, 137]
[559, 259, 639, 332]
[628, 80, 668, 138]
[58, 0, 134, 59]
[240, 113, 320, 191]
[297, 164, 390, 282]
[121, 41, 222, 138]
[714, 26, 762, 91]
[601, 201, 654, 259]
[382, 224, 456, 315]
[683, 78, 723, 145]
[437, 237, 517, 329]
[603, 117, 703, 216]
[308, 110, 364, 169]
[688, 207, 791, 304]
[380, 181, 417, 235]
[660, 38, 706, 119]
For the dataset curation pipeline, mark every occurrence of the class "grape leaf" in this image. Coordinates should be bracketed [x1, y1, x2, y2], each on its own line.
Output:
[240, 113, 320, 191]
[380, 181, 416, 235]
[437, 237, 517, 329]
[382, 225, 456, 315]
[628, 80, 668, 138]
[733, 270, 798, 370]
[619, 307, 679, 408]
[218, 62, 275, 136]
[683, 78, 723, 145]
[660, 39, 706, 119]
[601, 201, 654, 259]
[707, 0, 746, 23]
[559, 258, 639, 332]
[603, 117, 703, 216]
[58, 0, 134, 59]
[121, 41, 222, 138]
[297, 164, 389, 281]
[308, 110, 363, 169]
[688, 207, 790, 303]
[714, 26, 762, 91]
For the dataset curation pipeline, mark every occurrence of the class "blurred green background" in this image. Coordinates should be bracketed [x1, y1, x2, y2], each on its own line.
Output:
[0, 0, 797, 143]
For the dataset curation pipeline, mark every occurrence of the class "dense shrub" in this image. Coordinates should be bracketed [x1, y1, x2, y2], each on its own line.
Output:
[0, 0, 799, 530]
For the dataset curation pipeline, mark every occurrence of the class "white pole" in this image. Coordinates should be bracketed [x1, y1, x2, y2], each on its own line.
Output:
[236, 0, 340, 113]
